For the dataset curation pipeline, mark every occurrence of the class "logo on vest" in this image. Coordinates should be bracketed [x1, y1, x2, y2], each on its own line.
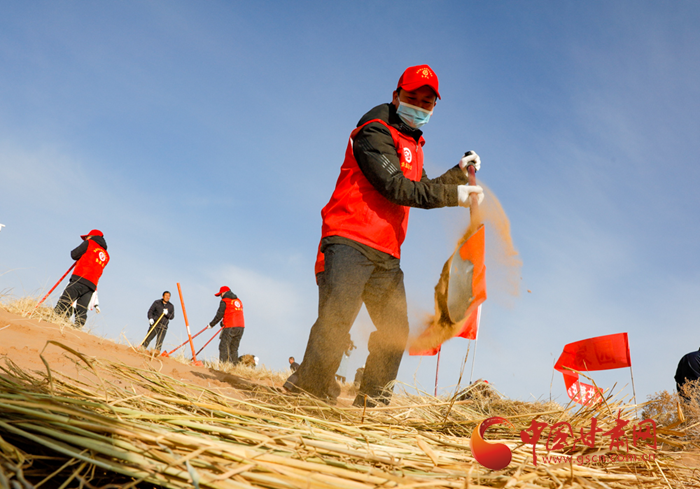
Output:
[98, 251, 106, 262]
[401, 147, 414, 172]
[234, 300, 241, 308]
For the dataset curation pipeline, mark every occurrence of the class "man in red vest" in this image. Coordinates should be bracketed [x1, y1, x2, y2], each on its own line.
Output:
[284, 65, 484, 406]
[208, 286, 245, 365]
[54, 229, 110, 328]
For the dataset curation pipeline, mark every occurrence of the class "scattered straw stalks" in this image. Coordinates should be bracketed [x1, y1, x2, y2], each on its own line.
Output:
[0, 295, 81, 333]
[0, 342, 694, 488]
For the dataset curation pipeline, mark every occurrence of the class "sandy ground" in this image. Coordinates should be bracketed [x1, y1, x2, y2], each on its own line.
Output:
[0, 307, 358, 406]
[2, 307, 699, 485]
[0, 308, 252, 396]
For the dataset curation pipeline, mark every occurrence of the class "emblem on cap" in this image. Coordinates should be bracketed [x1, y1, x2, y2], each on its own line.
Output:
[418, 67, 433, 79]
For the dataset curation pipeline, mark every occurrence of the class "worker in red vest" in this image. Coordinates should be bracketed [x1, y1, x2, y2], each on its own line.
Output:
[54, 229, 110, 328]
[207, 286, 245, 365]
[284, 65, 484, 406]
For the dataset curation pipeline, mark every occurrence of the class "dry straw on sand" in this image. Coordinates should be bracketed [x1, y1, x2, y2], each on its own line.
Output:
[0, 343, 696, 489]
[1, 294, 78, 332]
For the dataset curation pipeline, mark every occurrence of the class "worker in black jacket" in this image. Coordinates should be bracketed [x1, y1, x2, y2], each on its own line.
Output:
[141, 291, 175, 352]
[675, 348, 700, 401]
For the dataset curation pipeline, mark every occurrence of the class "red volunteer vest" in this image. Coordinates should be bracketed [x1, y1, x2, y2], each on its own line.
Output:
[73, 240, 110, 286]
[315, 119, 424, 274]
[222, 297, 245, 328]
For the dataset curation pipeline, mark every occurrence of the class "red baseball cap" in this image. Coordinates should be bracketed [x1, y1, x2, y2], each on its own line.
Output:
[397, 64, 441, 99]
[80, 229, 103, 240]
[215, 286, 231, 297]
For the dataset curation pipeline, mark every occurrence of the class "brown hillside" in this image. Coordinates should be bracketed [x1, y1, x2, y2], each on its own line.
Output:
[0, 306, 275, 400]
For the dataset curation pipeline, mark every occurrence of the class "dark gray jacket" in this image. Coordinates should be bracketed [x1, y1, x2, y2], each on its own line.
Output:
[148, 299, 175, 328]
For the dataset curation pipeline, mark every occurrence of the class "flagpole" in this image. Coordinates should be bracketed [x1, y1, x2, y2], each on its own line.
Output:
[469, 339, 479, 384]
[434, 346, 442, 397]
[469, 307, 482, 384]
[629, 366, 638, 407]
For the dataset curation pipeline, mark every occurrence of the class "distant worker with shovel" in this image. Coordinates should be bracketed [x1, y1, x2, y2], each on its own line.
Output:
[207, 286, 245, 365]
[284, 65, 484, 406]
[141, 291, 175, 352]
[54, 229, 110, 328]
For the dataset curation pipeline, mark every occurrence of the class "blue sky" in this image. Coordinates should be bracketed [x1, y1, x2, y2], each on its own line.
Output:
[1, 1, 699, 404]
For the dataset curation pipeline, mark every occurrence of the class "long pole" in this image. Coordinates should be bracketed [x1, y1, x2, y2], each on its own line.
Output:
[469, 339, 479, 384]
[630, 366, 638, 407]
[468, 306, 482, 383]
[434, 346, 442, 397]
[140, 311, 165, 347]
[35, 263, 76, 309]
[196, 327, 222, 357]
[160, 326, 208, 357]
[466, 157, 482, 230]
[176, 283, 203, 367]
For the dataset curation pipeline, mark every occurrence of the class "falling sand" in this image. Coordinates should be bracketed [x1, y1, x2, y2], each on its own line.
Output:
[409, 181, 522, 353]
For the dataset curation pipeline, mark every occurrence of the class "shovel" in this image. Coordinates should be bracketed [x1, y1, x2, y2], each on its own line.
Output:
[445, 155, 484, 323]
[409, 153, 487, 354]
[195, 327, 222, 357]
[35, 263, 76, 309]
[140, 311, 166, 348]
[160, 326, 208, 358]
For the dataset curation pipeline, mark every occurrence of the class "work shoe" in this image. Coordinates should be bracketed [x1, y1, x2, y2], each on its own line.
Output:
[283, 373, 339, 405]
[352, 391, 391, 408]
[282, 373, 301, 393]
[352, 394, 377, 408]
[327, 379, 341, 400]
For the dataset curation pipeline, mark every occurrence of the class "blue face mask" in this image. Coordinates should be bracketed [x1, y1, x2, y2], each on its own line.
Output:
[396, 101, 433, 129]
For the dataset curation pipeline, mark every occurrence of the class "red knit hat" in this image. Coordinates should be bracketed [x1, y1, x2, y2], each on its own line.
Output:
[397, 64, 441, 99]
[80, 229, 103, 240]
[215, 286, 231, 297]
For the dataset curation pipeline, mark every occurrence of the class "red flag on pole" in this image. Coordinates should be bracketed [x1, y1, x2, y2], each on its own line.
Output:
[554, 332, 631, 405]
[409, 225, 486, 356]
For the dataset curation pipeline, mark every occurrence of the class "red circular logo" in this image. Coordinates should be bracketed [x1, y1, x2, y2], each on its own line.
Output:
[471, 417, 514, 470]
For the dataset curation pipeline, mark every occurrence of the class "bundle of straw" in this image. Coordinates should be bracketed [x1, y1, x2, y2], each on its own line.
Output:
[0, 341, 693, 488]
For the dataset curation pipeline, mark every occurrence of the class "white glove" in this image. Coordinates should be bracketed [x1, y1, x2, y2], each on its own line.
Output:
[459, 151, 481, 174]
[149, 318, 155, 325]
[457, 185, 484, 207]
[208, 323, 215, 329]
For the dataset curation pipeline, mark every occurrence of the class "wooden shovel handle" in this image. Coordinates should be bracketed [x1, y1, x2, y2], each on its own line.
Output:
[467, 165, 478, 204]
[465, 153, 482, 229]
